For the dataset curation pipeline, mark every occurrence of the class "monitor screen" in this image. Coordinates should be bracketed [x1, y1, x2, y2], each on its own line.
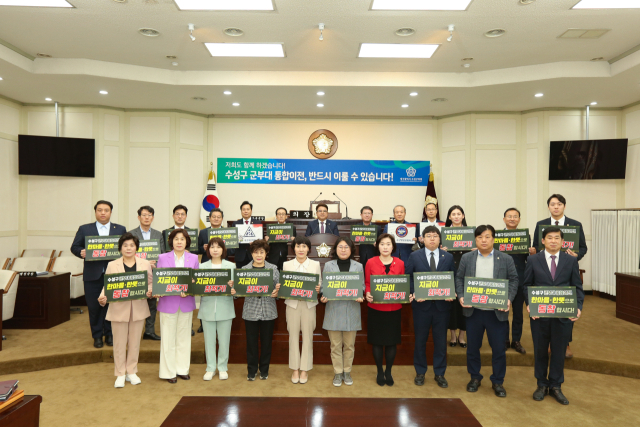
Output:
[549, 139, 628, 180]
[18, 134, 95, 178]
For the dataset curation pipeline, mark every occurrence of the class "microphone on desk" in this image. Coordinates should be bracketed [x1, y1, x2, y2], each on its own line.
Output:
[333, 193, 350, 219]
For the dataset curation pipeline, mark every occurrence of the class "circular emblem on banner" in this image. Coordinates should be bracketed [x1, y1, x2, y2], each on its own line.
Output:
[308, 129, 338, 159]
[202, 195, 220, 211]
[395, 225, 408, 238]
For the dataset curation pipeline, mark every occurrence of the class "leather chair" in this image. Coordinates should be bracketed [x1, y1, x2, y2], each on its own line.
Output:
[0, 270, 19, 341]
[50, 256, 85, 314]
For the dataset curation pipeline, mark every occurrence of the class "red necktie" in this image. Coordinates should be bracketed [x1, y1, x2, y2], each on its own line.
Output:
[321, 222, 325, 233]
[245, 220, 249, 225]
[555, 221, 559, 226]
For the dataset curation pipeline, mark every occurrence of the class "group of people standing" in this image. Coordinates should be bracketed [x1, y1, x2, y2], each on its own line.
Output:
[71, 193, 585, 405]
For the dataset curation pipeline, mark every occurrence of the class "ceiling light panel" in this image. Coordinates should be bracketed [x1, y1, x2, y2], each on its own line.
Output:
[572, 0, 640, 9]
[371, 0, 472, 11]
[205, 43, 285, 57]
[358, 43, 439, 59]
[558, 28, 610, 39]
[174, 0, 274, 10]
[0, 0, 73, 6]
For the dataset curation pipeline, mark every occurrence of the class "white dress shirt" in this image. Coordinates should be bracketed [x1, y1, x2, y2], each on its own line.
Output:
[140, 226, 151, 240]
[544, 249, 560, 272]
[96, 221, 111, 236]
[550, 216, 566, 226]
[424, 247, 440, 269]
[242, 218, 251, 225]
[174, 225, 185, 229]
[423, 219, 442, 231]
[318, 220, 326, 232]
[174, 251, 185, 268]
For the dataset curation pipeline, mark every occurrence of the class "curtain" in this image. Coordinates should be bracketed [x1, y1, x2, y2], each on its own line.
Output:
[617, 211, 640, 286]
[591, 211, 618, 295]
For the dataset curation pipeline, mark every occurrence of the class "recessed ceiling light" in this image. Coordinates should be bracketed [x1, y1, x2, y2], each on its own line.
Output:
[572, 0, 640, 9]
[401, 104, 409, 108]
[371, 0, 472, 11]
[485, 29, 506, 38]
[519, 0, 536, 4]
[535, 93, 544, 97]
[166, 55, 177, 59]
[192, 97, 206, 101]
[358, 43, 439, 59]
[431, 98, 448, 102]
[0, 77, 3, 81]
[232, 102, 240, 106]
[171, 62, 178, 66]
[317, 103, 324, 107]
[205, 43, 285, 57]
[0, 1, 73, 7]
[36, 53, 52, 58]
[223, 91, 232, 95]
[410, 92, 418, 96]
[590, 101, 598, 105]
[99, 90, 108, 95]
[317, 91, 325, 96]
[395, 28, 416, 37]
[591, 57, 605, 61]
[462, 63, 471, 68]
[45, 98, 52, 101]
[174, 0, 274, 10]
[224, 28, 245, 37]
[138, 28, 160, 37]
[462, 57, 474, 61]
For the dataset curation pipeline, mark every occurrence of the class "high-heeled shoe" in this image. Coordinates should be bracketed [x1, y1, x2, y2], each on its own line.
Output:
[449, 339, 458, 347]
[458, 336, 467, 348]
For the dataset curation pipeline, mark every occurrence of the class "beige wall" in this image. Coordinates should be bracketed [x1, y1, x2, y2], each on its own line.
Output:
[1, 103, 639, 290]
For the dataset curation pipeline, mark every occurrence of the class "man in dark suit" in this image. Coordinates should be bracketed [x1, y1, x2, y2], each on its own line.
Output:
[199, 208, 227, 263]
[383, 205, 418, 263]
[357, 205, 380, 269]
[162, 204, 191, 253]
[406, 226, 456, 389]
[304, 203, 340, 237]
[524, 227, 584, 405]
[233, 201, 258, 268]
[531, 194, 587, 359]
[502, 207, 529, 354]
[128, 205, 164, 341]
[71, 200, 127, 348]
[266, 207, 297, 270]
[455, 225, 519, 398]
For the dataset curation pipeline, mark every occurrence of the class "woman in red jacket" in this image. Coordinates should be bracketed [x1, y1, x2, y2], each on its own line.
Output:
[365, 233, 405, 386]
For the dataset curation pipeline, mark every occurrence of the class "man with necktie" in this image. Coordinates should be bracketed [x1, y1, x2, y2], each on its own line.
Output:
[232, 201, 258, 268]
[304, 203, 340, 237]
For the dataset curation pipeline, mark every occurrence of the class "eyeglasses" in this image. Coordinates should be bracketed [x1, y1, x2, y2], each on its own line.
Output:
[317, 210, 328, 213]
[174, 213, 186, 217]
[140, 214, 153, 218]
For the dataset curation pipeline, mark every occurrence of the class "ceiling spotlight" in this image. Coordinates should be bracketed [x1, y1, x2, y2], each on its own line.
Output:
[223, 91, 232, 95]
[317, 103, 324, 107]
[138, 28, 160, 37]
[36, 53, 52, 58]
[395, 28, 416, 37]
[447, 24, 455, 42]
[590, 101, 598, 105]
[431, 98, 448, 102]
[166, 55, 177, 59]
[317, 91, 325, 96]
[171, 62, 178, 66]
[410, 92, 418, 96]
[45, 98, 52, 101]
[535, 93, 543, 97]
[485, 28, 506, 38]
[99, 90, 108, 95]
[462, 57, 474, 61]
[192, 97, 206, 101]
[0, 77, 3, 80]
[462, 63, 471, 68]
[319, 23, 324, 41]
[591, 57, 605, 61]
[401, 104, 409, 108]
[188, 23, 196, 42]
[224, 28, 244, 37]
[232, 102, 240, 106]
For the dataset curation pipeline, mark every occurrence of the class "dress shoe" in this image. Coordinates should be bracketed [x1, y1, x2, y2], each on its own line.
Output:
[376, 372, 386, 386]
[511, 341, 526, 354]
[203, 371, 215, 381]
[177, 374, 190, 380]
[467, 379, 481, 392]
[114, 376, 125, 388]
[247, 373, 257, 381]
[93, 338, 104, 348]
[385, 372, 394, 386]
[126, 374, 141, 385]
[219, 371, 228, 380]
[291, 372, 300, 384]
[197, 325, 204, 333]
[533, 386, 549, 401]
[565, 345, 573, 359]
[492, 383, 507, 397]
[550, 387, 569, 405]
[143, 332, 161, 341]
[260, 372, 269, 380]
[414, 374, 425, 386]
[105, 335, 113, 347]
[167, 378, 177, 384]
[343, 372, 353, 386]
[299, 372, 307, 384]
[191, 329, 195, 337]
[434, 375, 448, 388]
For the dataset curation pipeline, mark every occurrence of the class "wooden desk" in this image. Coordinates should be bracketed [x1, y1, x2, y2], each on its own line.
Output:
[0, 395, 42, 427]
[3, 273, 70, 330]
[615, 272, 640, 325]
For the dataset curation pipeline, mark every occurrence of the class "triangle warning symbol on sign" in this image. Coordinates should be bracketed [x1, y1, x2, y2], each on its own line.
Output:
[244, 227, 256, 238]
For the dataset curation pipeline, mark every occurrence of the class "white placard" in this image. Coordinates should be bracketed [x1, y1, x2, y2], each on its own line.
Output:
[236, 224, 264, 244]
[387, 223, 417, 244]
[420, 222, 443, 234]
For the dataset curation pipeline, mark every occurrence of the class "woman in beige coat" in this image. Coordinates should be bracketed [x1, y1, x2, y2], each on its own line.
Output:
[282, 235, 321, 384]
[98, 232, 153, 388]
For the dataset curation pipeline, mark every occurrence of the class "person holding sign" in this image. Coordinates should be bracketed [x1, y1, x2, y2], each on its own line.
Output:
[320, 237, 364, 387]
[198, 237, 236, 381]
[282, 236, 321, 384]
[365, 233, 405, 386]
[232, 201, 258, 268]
[266, 207, 297, 271]
[199, 208, 227, 263]
[356, 206, 380, 269]
[531, 194, 587, 359]
[305, 203, 340, 237]
[162, 205, 192, 252]
[523, 227, 584, 405]
[454, 225, 519, 398]
[232, 240, 281, 381]
[156, 229, 199, 383]
[406, 226, 456, 389]
[444, 205, 471, 348]
[129, 205, 164, 341]
[415, 202, 446, 249]
[71, 200, 127, 348]
[383, 205, 418, 263]
[98, 233, 153, 388]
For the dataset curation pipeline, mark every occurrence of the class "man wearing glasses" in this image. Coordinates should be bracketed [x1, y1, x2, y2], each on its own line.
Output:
[305, 203, 340, 237]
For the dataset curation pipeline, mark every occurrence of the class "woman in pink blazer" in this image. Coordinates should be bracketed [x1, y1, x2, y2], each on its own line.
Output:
[98, 233, 153, 388]
[156, 229, 199, 383]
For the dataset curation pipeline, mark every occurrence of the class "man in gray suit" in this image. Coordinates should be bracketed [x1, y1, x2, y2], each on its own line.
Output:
[455, 225, 518, 398]
[129, 205, 165, 341]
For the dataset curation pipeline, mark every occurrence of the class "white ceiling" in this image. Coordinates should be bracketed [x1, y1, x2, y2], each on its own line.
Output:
[1, 0, 640, 116]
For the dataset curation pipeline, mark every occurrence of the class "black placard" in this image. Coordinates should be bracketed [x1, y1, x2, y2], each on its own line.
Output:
[152, 268, 192, 296]
[463, 277, 508, 310]
[370, 274, 411, 304]
[85, 235, 121, 261]
[208, 227, 239, 249]
[322, 271, 364, 301]
[233, 269, 274, 297]
[279, 271, 319, 302]
[135, 239, 162, 261]
[528, 286, 578, 318]
[440, 227, 476, 251]
[188, 269, 232, 296]
[493, 229, 530, 254]
[104, 271, 148, 303]
[413, 272, 456, 300]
